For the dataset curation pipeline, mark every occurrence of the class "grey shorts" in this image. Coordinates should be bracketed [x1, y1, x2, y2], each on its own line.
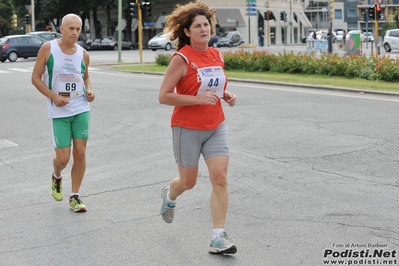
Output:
[172, 121, 230, 168]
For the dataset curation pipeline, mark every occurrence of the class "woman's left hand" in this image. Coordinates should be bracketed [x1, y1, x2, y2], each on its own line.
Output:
[223, 91, 236, 107]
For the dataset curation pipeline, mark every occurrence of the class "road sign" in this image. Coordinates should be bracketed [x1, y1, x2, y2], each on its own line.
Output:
[246, 7, 256, 12]
[246, 11, 257, 16]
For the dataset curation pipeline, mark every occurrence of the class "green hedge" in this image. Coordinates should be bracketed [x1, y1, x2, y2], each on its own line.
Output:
[155, 50, 399, 82]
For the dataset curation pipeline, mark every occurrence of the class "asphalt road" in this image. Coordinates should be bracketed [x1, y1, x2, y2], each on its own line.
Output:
[1, 59, 399, 265]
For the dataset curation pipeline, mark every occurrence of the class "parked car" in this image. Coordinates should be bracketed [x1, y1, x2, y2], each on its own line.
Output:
[217, 31, 244, 47]
[208, 35, 219, 47]
[29, 31, 89, 49]
[383, 29, 399, 52]
[346, 30, 365, 42]
[77, 36, 89, 49]
[100, 36, 135, 50]
[335, 31, 344, 43]
[0, 35, 45, 62]
[148, 32, 177, 51]
[28, 31, 62, 41]
[327, 32, 336, 43]
[87, 38, 102, 50]
[363, 32, 374, 42]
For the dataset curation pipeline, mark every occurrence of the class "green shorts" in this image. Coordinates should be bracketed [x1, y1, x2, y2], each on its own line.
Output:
[51, 111, 90, 148]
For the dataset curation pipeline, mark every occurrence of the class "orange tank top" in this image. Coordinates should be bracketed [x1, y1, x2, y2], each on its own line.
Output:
[170, 45, 227, 130]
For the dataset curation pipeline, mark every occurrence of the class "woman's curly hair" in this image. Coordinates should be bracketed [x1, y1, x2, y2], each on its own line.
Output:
[164, 0, 217, 51]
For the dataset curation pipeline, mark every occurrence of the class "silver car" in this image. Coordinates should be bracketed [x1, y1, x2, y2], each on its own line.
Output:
[148, 32, 177, 51]
[217, 31, 244, 47]
[100, 36, 135, 50]
[383, 29, 399, 52]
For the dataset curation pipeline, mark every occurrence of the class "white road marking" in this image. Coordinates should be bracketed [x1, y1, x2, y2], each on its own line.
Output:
[7, 68, 32, 72]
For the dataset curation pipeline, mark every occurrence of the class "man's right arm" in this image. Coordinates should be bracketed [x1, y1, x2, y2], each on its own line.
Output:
[31, 43, 69, 107]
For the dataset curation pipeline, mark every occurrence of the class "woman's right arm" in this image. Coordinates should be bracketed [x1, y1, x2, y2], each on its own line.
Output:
[159, 55, 219, 107]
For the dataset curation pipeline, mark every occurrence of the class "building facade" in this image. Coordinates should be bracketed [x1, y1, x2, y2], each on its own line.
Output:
[304, 0, 399, 35]
[88, 0, 311, 47]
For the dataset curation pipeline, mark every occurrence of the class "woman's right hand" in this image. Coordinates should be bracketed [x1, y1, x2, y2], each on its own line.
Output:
[199, 90, 219, 105]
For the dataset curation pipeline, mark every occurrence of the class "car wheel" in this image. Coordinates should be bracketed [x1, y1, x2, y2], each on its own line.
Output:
[8, 51, 18, 62]
[384, 43, 391, 53]
[129, 45, 134, 50]
[0, 59, 5, 62]
[228, 42, 233, 48]
[165, 43, 172, 51]
[114, 45, 118, 51]
[151, 48, 157, 51]
[212, 42, 217, 48]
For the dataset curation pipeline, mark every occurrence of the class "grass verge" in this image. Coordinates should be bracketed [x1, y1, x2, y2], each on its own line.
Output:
[114, 64, 399, 92]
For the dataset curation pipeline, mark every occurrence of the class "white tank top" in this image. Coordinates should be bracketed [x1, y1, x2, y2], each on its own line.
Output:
[43, 40, 90, 118]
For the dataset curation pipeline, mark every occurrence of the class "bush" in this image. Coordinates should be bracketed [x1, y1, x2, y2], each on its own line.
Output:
[155, 53, 172, 66]
[155, 50, 399, 82]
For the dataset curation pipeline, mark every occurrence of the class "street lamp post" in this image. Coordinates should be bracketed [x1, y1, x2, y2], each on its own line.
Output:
[289, 0, 292, 44]
[31, 0, 35, 31]
[265, 1, 270, 46]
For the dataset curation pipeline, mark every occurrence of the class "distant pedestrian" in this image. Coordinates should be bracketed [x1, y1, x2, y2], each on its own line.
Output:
[343, 30, 346, 45]
[259, 27, 265, 47]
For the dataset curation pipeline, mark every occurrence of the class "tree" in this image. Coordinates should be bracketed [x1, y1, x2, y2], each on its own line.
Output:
[394, 9, 399, 28]
[0, 0, 13, 37]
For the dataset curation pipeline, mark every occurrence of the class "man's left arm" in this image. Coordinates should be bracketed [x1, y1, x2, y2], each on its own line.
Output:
[83, 50, 95, 102]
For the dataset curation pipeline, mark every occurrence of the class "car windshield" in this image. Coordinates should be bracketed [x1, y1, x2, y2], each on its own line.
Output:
[159, 33, 172, 39]
[220, 32, 234, 38]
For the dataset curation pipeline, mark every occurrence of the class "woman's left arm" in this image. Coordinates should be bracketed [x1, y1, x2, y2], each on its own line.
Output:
[223, 91, 236, 107]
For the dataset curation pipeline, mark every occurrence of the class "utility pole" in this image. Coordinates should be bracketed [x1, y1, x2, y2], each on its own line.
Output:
[289, 0, 293, 44]
[130, 1, 143, 63]
[375, 4, 379, 56]
[31, 0, 35, 31]
[118, 0, 122, 62]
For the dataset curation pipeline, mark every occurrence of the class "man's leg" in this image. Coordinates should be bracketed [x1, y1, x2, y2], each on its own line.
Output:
[68, 138, 88, 212]
[53, 147, 71, 177]
[51, 147, 70, 201]
[71, 138, 88, 193]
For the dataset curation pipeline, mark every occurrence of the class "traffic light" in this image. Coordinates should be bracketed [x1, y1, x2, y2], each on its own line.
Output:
[142, 2, 152, 18]
[376, 6, 383, 21]
[263, 10, 276, 21]
[264, 11, 275, 21]
[130, 2, 138, 18]
[279, 11, 286, 22]
[361, 11, 366, 21]
[24, 14, 31, 25]
[11, 14, 18, 28]
[368, 5, 375, 20]
[330, 0, 334, 20]
[269, 11, 275, 21]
